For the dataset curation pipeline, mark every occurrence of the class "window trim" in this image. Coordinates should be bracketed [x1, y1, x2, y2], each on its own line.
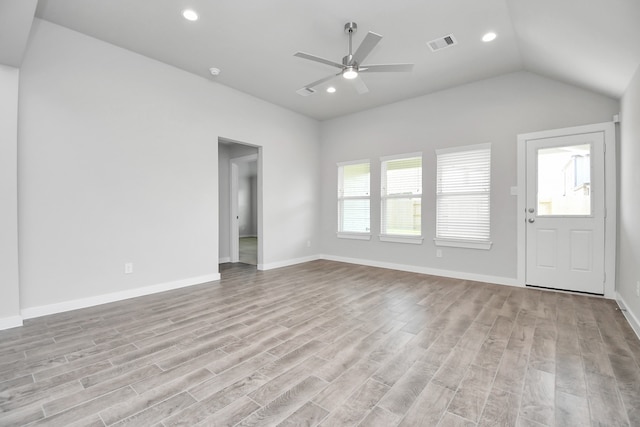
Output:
[337, 159, 371, 238]
[338, 232, 372, 241]
[380, 152, 423, 244]
[434, 143, 492, 250]
[433, 238, 492, 250]
[380, 235, 424, 245]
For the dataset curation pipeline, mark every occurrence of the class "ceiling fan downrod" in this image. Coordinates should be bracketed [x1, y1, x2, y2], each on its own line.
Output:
[344, 22, 357, 67]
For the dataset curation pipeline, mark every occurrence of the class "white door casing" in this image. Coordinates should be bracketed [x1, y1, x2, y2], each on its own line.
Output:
[517, 122, 616, 297]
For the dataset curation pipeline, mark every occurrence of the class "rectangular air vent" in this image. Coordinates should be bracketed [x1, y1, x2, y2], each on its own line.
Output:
[296, 87, 316, 97]
[427, 34, 457, 52]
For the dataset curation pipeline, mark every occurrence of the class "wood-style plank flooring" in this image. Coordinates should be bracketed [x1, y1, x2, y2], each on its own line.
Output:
[1, 260, 639, 426]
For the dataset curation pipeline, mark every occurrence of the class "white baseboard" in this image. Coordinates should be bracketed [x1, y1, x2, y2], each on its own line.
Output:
[21, 273, 221, 320]
[319, 254, 519, 287]
[258, 255, 321, 271]
[257, 253, 518, 287]
[0, 315, 23, 331]
[616, 293, 640, 341]
[219, 257, 231, 263]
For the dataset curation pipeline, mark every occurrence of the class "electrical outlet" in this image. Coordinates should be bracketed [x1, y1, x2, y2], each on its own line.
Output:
[307, 240, 311, 248]
[636, 281, 640, 297]
[124, 263, 133, 274]
[436, 249, 442, 258]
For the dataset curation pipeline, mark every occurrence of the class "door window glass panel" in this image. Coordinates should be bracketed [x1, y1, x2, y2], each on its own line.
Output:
[537, 144, 591, 216]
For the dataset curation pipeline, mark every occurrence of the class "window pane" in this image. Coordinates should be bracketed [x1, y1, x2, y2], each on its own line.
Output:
[381, 155, 422, 237]
[338, 161, 370, 234]
[436, 145, 491, 242]
[340, 199, 370, 233]
[384, 157, 422, 196]
[537, 144, 591, 216]
[341, 163, 370, 197]
[382, 197, 421, 236]
[437, 149, 490, 193]
[436, 194, 490, 241]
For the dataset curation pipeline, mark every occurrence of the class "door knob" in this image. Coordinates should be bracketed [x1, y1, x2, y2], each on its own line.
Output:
[528, 218, 535, 223]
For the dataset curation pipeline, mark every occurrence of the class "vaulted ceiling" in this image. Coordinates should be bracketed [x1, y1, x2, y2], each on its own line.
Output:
[3, 0, 640, 120]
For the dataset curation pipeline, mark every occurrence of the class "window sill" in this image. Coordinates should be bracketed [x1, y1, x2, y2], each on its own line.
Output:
[337, 232, 371, 241]
[379, 235, 424, 245]
[434, 238, 492, 250]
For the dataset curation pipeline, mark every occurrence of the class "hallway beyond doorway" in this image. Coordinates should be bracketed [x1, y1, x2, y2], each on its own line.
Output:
[239, 236, 257, 265]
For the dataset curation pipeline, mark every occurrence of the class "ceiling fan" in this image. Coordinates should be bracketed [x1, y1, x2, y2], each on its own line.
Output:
[294, 22, 414, 95]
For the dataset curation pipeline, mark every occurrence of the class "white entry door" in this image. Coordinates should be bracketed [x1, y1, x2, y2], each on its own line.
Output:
[525, 131, 605, 294]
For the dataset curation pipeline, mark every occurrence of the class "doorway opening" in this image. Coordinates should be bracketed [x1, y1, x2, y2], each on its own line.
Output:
[218, 138, 262, 273]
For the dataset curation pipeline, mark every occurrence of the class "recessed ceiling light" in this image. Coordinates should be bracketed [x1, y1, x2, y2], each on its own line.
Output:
[326, 87, 336, 93]
[182, 9, 199, 21]
[209, 67, 221, 76]
[482, 32, 497, 42]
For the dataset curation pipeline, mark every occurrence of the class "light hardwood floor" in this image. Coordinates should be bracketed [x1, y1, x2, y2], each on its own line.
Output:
[1, 260, 639, 426]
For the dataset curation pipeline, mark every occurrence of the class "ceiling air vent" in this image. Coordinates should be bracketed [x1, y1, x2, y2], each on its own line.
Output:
[296, 87, 316, 96]
[427, 34, 457, 52]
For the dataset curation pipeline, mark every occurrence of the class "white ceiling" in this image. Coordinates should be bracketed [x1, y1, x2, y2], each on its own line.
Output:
[0, 0, 37, 67]
[8, 0, 640, 120]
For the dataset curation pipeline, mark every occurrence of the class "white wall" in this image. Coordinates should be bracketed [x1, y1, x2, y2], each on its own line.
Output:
[320, 71, 619, 282]
[618, 64, 640, 332]
[0, 65, 21, 328]
[17, 19, 320, 314]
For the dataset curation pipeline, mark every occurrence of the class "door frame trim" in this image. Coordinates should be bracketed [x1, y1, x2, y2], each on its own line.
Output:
[516, 122, 617, 298]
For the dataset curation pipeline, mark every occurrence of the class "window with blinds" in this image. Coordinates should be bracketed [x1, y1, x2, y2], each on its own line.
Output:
[435, 143, 492, 249]
[337, 161, 370, 238]
[380, 153, 423, 242]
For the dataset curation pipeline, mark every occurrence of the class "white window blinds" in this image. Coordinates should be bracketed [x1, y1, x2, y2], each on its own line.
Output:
[338, 161, 370, 235]
[436, 144, 491, 248]
[381, 154, 422, 237]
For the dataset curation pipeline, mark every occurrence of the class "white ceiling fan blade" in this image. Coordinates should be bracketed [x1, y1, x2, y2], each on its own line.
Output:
[302, 72, 341, 90]
[294, 52, 344, 69]
[360, 63, 414, 73]
[352, 32, 382, 65]
[352, 77, 369, 94]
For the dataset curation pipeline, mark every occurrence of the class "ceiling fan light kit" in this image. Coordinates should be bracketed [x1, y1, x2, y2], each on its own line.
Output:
[294, 22, 414, 95]
[343, 67, 358, 79]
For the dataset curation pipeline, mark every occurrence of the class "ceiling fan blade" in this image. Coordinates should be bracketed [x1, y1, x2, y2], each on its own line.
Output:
[302, 72, 341, 90]
[352, 32, 382, 65]
[352, 77, 369, 94]
[360, 63, 414, 73]
[294, 52, 344, 69]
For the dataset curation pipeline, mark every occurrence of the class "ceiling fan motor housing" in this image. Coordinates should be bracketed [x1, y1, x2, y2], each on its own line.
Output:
[343, 55, 356, 67]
